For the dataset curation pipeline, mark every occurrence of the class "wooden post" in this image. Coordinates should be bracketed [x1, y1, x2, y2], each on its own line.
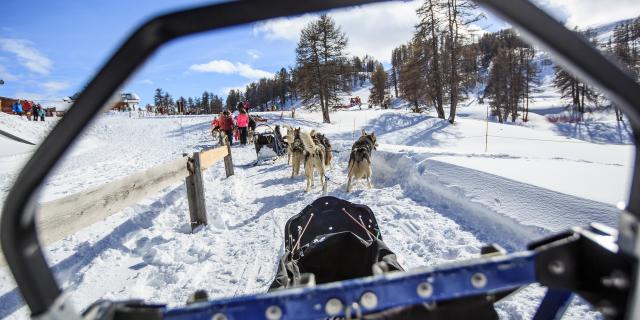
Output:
[223, 141, 234, 177]
[186, 152, 208, 231]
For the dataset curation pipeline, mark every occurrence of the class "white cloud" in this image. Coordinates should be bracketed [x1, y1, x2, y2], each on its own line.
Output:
[246, 49, 261, 60]
[253, 1, 422, 63]
[189, 59, 274, 79]
[138, 79, 153, 85]
[0, 63, 17, 81]
[253, 15, 315, 41]
[42, 81, 70, 92]
[535, 0, 640, 28]
[220, 84, 248, 96]
[0, 38, 52, 75]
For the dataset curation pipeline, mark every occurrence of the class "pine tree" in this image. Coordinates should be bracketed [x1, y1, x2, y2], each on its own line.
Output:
[369, 63, 388, 107]
[296, 14, 349, 123]
[162, 92, 174, 114]
[153, 88, 163, 108]
[187, 97, 194, 112]
[225, 89, 241, 111]
[201, 91, 210, 114]
[277, 68, 290, 107]
[398, 43, 423, 111]
[211, 94, 223, 114]
[390, 48, 400, 97]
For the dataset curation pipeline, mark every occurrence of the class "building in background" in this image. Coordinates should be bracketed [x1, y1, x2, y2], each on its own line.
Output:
[111, 92, 141, 111]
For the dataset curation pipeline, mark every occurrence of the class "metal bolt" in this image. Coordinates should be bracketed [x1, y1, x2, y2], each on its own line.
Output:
[597, 300, 618, 317]
[266, 305, 283, 320]
[360, 292, 378, 310]
[211, 313, 228, 320]
[424, 301, 437, 310]
[471, 273, 487, 288]
[602, 270, 629, 290]
[417, 282, 433, 298]
[325, 298, 343, 316]
[548, 260, 566, 275]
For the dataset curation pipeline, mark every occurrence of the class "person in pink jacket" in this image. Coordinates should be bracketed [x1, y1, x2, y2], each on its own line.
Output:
[236, 107, 249, 145]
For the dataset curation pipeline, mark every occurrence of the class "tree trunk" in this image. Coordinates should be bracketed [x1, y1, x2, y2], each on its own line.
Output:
[580, 83, 585, 114]
[429, 5, 445, 119]
[447, 0, 459, 124]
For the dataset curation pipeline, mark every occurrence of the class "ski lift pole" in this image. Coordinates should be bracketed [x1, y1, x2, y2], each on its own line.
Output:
[353, 119, 355, 139]
[485, 103, 489, 153]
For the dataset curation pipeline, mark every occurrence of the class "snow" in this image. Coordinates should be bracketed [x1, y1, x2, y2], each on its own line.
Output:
[0, 74, 634, 320]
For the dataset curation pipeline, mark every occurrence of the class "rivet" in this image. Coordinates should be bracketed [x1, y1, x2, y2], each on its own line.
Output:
[471, 273, 487, 288]
[417, 282, 433, 298]
[548, 260, 565, 275]
[325, 298, 343, 315]
[360, 292, 378, 309]
[266, 305, 282, 320]
[211, 313, 227, 320]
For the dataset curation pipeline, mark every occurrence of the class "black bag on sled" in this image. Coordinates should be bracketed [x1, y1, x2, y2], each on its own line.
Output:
[269, 196, 502, 320]
[254, 124, 287, 162]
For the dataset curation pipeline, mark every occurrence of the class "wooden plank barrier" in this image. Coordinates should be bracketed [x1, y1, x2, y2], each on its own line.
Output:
[0, 145, 232, 266]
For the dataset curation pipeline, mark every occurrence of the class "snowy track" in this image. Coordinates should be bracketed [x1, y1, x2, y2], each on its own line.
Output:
[0, 105, 630, 319]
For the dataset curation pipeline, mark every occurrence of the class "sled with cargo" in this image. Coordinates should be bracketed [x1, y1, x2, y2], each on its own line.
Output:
[2, 0, 640, 319]
[253, 123, 287, 165]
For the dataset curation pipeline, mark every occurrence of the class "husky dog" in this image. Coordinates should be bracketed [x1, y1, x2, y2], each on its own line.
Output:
[285, 125, 294, 164]
[248, 128, 255, 144]
[346, 130, 377, 192]
[311, 130, 332, 169]
[287, 127, 305, 178]
[212, 128, 227, 146]
[299, 130, 328, 192]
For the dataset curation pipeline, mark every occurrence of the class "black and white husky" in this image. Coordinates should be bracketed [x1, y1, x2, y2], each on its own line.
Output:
[346, 130, 377, 192]
[299, 130, 330, 192]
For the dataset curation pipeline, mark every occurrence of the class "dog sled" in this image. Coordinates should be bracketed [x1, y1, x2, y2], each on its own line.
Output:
[253, 123, 287, 165]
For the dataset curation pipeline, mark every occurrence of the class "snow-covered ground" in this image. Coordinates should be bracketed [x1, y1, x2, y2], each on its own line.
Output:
[0, 81, 634, 319]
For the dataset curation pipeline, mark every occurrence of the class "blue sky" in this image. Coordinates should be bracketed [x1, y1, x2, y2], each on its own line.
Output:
[0, 0, 638, 108]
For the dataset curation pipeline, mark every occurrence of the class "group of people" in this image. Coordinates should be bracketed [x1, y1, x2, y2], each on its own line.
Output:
[211, 101, 257, 146]
[11, 100, 47, 121]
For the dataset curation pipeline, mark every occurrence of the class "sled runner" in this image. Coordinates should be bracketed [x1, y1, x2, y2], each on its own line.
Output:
[254, 124, 287, 165]
[3, 0, 640, 319]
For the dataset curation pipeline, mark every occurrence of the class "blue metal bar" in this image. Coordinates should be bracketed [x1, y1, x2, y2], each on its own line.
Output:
[533, 289, 574, 320]
[164, 252, 536, 320]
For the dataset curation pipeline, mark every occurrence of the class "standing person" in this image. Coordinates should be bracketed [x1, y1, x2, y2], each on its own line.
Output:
[221, 110, 235, 145]
[15, 100, 23, 117]
[236, 101, 243, 112]
[25, 101, 32, 120]
[32, 104, 39, 121]
[236, 107, 249, 145]
[39, 106, 46, 121]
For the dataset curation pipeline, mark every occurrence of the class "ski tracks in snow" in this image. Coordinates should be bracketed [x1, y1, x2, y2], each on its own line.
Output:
[0, 112, 611, 319]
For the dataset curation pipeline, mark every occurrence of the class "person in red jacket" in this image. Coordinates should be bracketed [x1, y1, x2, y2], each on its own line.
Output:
[22, 100, 32, 120]
[236, 107, 249, 145]
[220, 110, 235, 145]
